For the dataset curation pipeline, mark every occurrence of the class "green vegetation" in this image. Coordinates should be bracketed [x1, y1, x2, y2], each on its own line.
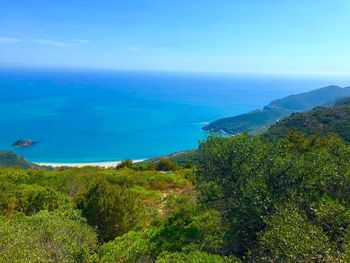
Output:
[3, 109, 350, 261]
[0, 151, 37, 168]
[196, 133, 350, 261]
[0, 210, 98, 262]
[204, 85, 350, 135]
[267, 85, 350, 110]
[203, 108, 293, 135]
[0, 164, 195, 262]
[264, 97, 350, 141]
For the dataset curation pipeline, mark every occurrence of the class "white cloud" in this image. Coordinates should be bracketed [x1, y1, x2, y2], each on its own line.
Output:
[31, 38, 90, 47]
[31, 39, 72, 47]
[0, 36, 90, 47]
[0, 36, 21, 44]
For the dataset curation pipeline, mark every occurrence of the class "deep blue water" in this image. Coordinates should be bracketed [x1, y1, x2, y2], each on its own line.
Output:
[0, 68, 349, 162]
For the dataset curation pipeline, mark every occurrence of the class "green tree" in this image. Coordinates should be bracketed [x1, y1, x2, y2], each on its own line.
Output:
[156, 158, 178, 171]
[80, 179, 144, 241]
[197, 133, 350, 257]
[116, 159, 134, 169]
[196, 134, 272, 255]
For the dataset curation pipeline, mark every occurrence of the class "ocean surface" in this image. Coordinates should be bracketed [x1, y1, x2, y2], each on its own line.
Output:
[1, 68, 349, 163]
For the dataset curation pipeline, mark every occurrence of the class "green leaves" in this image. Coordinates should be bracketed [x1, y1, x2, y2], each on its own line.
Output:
[80, 179, 145, 242]
[0, 210, 98, 262]
[196, 133, 350, 259]
[156, 250, 241, 263]
[253, 206, 332, 262]
[96, 231, 152, 263]
[151, 204, 226, 257]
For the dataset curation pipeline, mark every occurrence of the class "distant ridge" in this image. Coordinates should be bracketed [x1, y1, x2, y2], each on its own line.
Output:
[203, 85, 350, 135]
[266, 85, 350, 110]
[263, 96, 350, 141]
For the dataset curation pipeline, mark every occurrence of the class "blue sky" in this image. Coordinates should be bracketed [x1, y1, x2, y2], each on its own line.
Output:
[1, 0, 350, 74]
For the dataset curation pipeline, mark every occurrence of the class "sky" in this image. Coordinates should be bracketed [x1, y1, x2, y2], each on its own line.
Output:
[1, 0, 350, 74]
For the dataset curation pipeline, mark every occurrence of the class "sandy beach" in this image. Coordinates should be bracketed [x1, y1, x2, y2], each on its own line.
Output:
[34, 159, 146, 168]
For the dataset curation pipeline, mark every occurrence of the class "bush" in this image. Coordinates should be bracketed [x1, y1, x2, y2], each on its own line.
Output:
[251, 206, 332, 262]
[0, 182, 72, 216]
[151, 204, 226, 257]
[156, 250, 241, 263]
[196, 133, 350, 256]
[95, 231, 152, 263]
[156, 159, 178, 171]
[116, 159, 133, 169]
[0, 210, 98, 262]
[80, 179, 145, 241]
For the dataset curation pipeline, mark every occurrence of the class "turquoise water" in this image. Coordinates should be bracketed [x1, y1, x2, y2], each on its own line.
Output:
[0, 68, 348, 162]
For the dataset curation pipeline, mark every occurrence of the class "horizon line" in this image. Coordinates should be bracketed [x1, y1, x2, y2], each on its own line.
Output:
[1, 63, 350, 77]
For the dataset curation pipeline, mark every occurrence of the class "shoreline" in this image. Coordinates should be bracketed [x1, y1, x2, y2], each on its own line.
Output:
[34, 159, 146, 168]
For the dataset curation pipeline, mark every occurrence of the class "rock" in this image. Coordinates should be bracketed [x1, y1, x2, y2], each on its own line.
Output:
[12, 139, 37, 147]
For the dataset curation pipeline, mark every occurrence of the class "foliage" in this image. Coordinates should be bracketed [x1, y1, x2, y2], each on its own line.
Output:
[151, 204, 226, 257]
[196, 134, 271, 255]
[156, 158, 179, 171]
[155, 250, 241, 263]
[0, 210, 98, 262]
[203, 85, 350, 135]
[263, 98, 350, 141]
[116, 159, 134, 169]
[0, 151, 37, 168]
[203, 108, 292, 135]
[312, 196, 350, 244]
[3, 127, 350, 262]
[250, 206, 332, 262]
[267, 85, 350, 110]
[80, 179, 145, 241]
[197, 133, 350, 258]
[95, 231, 152, 263]
[0, 182, 72, 216]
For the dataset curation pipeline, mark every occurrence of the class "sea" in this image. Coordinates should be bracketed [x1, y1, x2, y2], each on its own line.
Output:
[0, 67, 349, 163]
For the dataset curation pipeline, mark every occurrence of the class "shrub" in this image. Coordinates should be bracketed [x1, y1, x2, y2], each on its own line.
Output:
[156, 250, 241, 263]
[80, 179, 144, 241]
[116, 159, 133, 169]
[251, 206, 332, 262]
[156, 159, 178, 171]
[151, 204, 226, 257]
[0, 210, 98, 262]
[95, 231, 152, 263]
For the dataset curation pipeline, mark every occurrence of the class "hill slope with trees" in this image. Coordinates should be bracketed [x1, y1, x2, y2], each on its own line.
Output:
[203, 85, 350, 135]
[263, 97, 350, 141]
[0, 151, 37, 169]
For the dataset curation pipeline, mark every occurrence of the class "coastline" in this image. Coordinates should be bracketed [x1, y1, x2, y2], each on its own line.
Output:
[34, 159, 146, 168]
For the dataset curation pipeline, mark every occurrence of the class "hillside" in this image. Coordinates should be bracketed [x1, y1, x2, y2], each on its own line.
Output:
[203, 108, 293, 135]
[0, 151, 37, 168]
[203, 85, 350, 135]
[266, 85, 350, 110]
[263, 97, 350, 141]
